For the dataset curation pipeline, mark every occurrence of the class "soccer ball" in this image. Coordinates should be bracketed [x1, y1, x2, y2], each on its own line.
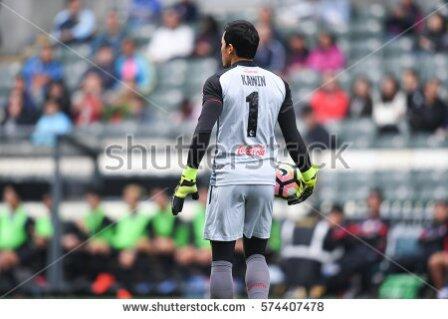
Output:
[275, 162, 302, 199]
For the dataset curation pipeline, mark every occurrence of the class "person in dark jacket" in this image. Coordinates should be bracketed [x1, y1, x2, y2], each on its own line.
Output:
[402, 68, 424, 112]
[301, 105, 331, 150]
[425, 200, 448, 298]
[349, 76, 373, 118]
[330, 189, 389, 296]
[0, 186, 35, 295]
[62, 187, 114, 287]
[408, 78, 447, 133]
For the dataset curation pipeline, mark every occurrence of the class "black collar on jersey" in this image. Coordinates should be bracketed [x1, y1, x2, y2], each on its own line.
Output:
[231, 60, 257, 67]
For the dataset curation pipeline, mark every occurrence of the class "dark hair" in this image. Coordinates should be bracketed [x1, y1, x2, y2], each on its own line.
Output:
[369, 187, 383, 201]
[300, 104, 314, 117]
[404, 68, 419, 79]
[85, 186, 102, 197]
[224, 20, 259, 59]
[3, 185, 20, 198]
[330, 204, 344, 214]
[45, 98, 61, 109]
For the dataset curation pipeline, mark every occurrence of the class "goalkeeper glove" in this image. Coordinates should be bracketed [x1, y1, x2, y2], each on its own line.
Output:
[171, 166, 199, 215]
[288, 165, 319, 205]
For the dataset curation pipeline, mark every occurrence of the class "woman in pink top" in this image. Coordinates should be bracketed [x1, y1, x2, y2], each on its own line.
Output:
[307, 32, 346, 73]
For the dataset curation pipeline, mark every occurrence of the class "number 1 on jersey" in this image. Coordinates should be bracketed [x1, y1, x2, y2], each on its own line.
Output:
[246, 91, 259, 137]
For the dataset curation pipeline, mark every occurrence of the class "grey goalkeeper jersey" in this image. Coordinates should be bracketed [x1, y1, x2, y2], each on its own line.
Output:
[204, 60, 290, 186]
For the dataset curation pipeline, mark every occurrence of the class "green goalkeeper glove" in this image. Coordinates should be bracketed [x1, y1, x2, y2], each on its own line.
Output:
[171, 166, 199, 215]
[288, 165, 319, 205]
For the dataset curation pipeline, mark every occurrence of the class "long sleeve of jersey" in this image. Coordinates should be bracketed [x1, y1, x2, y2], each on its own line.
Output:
[186, 75, 223, 169]
[278, 81, 312, 172]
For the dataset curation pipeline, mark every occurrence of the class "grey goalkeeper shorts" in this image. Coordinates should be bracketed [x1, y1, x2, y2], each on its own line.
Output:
[204, 184, 275, 241]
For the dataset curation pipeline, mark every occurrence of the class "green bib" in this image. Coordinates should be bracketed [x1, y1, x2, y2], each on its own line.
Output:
[84, 207, 105, 233]
[84, 207, 112, 242]
[268, 219, 281, 253]
[0, 206, 28, 250]
[35, 215, 54, 238]
[173, 223, 191, 248]
[151, 209, 175, 238]
[112, 212, 150, 250]
[193, 208, 210, 249]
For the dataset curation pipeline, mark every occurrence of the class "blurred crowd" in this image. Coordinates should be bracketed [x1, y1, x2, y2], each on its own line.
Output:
[1, 184, 448, 298]
[1, 0, 448, 299]
[0, 184, 277, 297]
[0, 0, 448, 146]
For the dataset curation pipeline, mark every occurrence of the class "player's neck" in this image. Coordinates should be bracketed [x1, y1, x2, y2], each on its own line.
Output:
[230, 57, 253, 66]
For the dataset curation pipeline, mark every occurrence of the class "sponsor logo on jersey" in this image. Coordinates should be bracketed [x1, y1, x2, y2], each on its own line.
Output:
[235, 144, 266, 157]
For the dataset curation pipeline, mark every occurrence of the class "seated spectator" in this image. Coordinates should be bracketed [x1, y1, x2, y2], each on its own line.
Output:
[45, 80, 72, 117]
[349, 76, 373, 118]
[32, 99, 72, 147]
[171, 98, 196, 124]
[285, 33, 310, 74]
[91, 10, 126, 57]
[300, 105, 331, 150]
[321, 205, 349, 295]
[110, 184, 152, 295]
[402, 68, 424, 111]
[173, 0, 199, 23]
[11, 75, 35, 112]
[62, 187, 113, 290]
[192, 15, 220, 58]
[72, 73, 104, 126]
[31, 194, 54, 273]
[85, 45, 117, 90]
[425, 200, 448, 298]
[148, 188, 186, 289]
[280, 209, 342, 298]
[127, 0, 162, 27]
[106, 82, 148, 122]
[175, 188, 211, 297]
[22, 44, 63, 107]
[372, 75, 406, 134]
[117, 38, 155, 93]
[318, 0, 351, 31]
[420, 200, 448, 265]
[333, 189, 389, 296]
[418, 13, 448, 53]
[257, 6, 282, 42]
[53, 0, 96, 44]
[191, 189, 211, 269]
[386, 0, 423, 36]
[408, 78, 447, 133]
[0, 186, 35, 295]
[307, 32, 345, 73]
[310, 73, 349, 123]
[1, 89, 37, 137]
[146, 8, 194, 63]
[254, 24, 286, 74]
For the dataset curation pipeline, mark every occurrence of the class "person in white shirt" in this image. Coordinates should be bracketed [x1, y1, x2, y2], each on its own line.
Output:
[373, 75, 407, 134]
[53, 0, 96, 44]
[146, 8, 194, 63]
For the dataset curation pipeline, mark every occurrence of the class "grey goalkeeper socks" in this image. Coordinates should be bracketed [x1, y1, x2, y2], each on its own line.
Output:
[210, 260, 234, 299]
[245, 254, 270, 299]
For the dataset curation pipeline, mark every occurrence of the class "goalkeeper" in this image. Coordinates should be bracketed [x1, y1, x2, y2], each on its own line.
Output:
[172, 20, 318, 299]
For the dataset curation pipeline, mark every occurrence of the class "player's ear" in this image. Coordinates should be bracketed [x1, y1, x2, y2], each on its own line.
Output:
[227, 43, 235, 56]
